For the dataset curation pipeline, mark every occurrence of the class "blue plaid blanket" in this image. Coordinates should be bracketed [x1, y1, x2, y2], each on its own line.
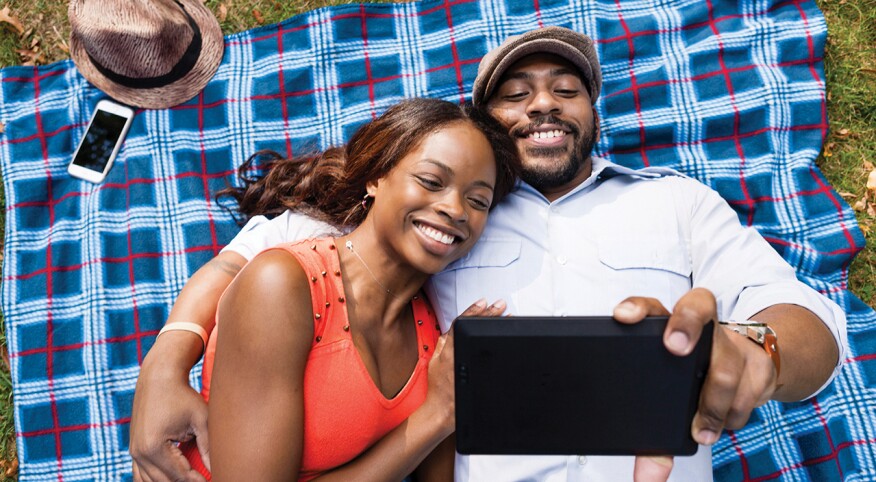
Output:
[1, 0, 873, 480]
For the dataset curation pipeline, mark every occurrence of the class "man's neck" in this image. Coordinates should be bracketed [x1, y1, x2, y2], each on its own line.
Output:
[538, 160, 593, 202]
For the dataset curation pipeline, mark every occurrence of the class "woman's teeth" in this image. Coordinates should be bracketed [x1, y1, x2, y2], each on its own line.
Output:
[417, 223, 455, 245]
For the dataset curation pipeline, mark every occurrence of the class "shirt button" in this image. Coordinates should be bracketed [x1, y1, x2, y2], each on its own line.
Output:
[577, 455, 588, 466]
[556, 256, 567, 265]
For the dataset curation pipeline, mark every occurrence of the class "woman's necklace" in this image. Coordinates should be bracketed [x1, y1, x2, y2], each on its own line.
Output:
[345, 240, 406, 300]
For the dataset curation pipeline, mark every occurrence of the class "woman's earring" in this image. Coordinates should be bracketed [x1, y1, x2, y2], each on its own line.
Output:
[361, 193, 373, 210]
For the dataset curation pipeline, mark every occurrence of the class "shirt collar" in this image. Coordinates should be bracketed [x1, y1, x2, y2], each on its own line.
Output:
[516, 156, 683, 203]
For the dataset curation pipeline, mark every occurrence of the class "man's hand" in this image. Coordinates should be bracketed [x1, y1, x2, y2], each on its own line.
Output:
[130, 352, 210, 482]
[613, 288, 779, 482]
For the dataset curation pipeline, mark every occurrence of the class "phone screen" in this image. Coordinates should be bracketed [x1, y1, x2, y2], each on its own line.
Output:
[71, 110, 129, 171]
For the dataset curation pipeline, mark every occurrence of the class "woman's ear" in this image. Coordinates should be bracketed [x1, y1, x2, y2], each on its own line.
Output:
[365, 180, 378, 198]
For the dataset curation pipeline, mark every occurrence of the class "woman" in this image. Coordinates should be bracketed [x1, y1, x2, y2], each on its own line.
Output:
[179, 98, 520, 481]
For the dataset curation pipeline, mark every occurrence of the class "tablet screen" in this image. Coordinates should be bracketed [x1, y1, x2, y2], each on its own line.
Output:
[454, 316, 712, 456]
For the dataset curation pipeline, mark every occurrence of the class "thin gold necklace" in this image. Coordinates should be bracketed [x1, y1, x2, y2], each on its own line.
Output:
[345, 240, 406, 300]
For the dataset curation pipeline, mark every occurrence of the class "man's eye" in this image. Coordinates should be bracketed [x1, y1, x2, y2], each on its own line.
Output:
[503, 91, 528, 100]
[555, 89, 579, 97]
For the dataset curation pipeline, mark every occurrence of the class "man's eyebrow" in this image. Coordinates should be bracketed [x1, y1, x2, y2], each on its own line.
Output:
[422, 159, 495, 190]
[503, 68, 581, 81]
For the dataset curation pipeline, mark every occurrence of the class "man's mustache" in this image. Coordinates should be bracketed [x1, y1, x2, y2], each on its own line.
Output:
[510, 116, 580, 138]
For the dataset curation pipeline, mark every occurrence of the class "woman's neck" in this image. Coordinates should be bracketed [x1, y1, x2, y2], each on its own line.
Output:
[336, 226, 428, 326]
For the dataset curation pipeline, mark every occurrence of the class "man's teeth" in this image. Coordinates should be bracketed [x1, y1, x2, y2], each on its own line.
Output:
[417, 223, 455, 245]
[528, 130, 565, 139]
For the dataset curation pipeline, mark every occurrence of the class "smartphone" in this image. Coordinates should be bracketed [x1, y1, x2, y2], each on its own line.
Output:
[67, 99, 135, 183]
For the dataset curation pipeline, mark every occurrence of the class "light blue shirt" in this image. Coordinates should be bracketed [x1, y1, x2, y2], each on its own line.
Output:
[426, 157, 846, 482]
[225, 157, 847, 482]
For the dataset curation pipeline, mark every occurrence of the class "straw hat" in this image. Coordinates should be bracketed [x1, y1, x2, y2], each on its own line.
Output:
[69, 0, 224, 109]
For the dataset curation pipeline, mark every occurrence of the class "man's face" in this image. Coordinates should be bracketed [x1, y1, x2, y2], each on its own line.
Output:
[486, 53, 598, 200]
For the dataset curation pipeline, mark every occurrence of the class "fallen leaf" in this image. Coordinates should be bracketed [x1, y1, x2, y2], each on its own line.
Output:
[862, 68, 876, 75]
[839, 191, 856, 199]
[867, 169, 876, 191]
[30, 36, 40, 48]
[0, 5, 24, 35]
[854, 199, 867, 211]
[838, 128, 850, 137]
[16, 47, 45, 66]
[218, 3, 227, 22]
[868, 203, 876, 217]
[253, 8, 265, 24]
[3, 456, 16, 478]
[864, 160, 875, 171]
[861, 223, 871, 236]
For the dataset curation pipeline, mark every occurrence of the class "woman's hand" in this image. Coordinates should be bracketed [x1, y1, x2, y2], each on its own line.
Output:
[422, 299, 508, 430]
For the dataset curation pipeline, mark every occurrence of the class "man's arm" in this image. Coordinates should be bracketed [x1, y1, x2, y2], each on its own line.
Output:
[614, 289, 840, 446]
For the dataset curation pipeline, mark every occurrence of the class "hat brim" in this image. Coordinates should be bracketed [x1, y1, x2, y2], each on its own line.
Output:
[69, 0, 224, 110]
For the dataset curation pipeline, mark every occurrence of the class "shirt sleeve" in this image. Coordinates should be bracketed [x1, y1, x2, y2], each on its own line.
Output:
[681, 178, 848, 399]
[221, 210, 342, 261]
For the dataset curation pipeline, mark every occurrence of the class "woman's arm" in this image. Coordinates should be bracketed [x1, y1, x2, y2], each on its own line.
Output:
[130, 251, 246, 481]
[208, 249, 314, 481]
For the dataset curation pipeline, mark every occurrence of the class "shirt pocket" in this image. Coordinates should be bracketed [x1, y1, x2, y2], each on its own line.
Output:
[595, 234, 692, 308]
[440, 238, 522, 317]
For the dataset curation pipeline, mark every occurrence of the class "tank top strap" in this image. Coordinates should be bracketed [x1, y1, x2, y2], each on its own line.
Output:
[269, 238, 345, 346]
[410, 292, 441, 354]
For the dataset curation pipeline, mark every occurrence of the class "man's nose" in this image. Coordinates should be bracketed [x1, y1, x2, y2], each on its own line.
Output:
[526, 89, 562, 116]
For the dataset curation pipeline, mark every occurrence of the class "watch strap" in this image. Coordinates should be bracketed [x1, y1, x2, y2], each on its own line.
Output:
[719, 321, 781, 380]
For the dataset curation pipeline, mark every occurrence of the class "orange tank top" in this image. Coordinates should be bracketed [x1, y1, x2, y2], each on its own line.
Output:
[184, 237, 441, 480]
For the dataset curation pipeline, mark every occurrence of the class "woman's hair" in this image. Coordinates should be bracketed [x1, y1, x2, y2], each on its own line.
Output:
[217, 98, 521, 227]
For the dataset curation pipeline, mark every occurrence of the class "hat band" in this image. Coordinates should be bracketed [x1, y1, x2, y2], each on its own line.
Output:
[86, 0, 203, 90]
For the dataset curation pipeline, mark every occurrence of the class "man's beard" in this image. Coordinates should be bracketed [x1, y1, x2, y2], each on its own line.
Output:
[514, 116, 598, 192]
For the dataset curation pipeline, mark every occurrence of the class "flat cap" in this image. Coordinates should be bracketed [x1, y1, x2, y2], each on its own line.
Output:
[472, 26, 602, 106]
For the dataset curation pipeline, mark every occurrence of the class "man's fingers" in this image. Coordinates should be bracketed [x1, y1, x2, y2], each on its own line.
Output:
[633, 456, 673, 482]
[663, 288, 717, 356]
[692, 329, 743, 445]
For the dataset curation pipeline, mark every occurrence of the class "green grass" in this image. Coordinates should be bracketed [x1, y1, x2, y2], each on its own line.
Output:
[0, 1, 874, 480]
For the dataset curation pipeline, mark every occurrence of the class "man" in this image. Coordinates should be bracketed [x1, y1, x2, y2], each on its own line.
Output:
[130, 27, 846, 482]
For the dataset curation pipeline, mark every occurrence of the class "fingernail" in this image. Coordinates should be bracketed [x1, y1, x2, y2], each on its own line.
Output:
[697, 429, 718, 445]
[667, 331, 690, 354]
[614, 301, 637, 317]
[474, 298, 487, 308]
[490, 299, 506, 310]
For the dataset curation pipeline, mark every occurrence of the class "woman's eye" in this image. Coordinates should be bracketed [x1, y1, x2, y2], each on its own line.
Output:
[468, 197, 490, 210]
[417, 176, 443, 190]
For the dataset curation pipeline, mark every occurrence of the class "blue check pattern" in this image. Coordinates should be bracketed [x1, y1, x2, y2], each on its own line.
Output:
[0, 0, 873, 480]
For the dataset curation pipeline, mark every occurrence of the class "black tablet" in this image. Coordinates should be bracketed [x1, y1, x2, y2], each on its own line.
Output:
[454, 316, 713, 456]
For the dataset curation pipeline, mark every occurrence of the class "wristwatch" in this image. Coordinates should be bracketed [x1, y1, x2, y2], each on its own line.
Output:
[718, 321, 781, 379]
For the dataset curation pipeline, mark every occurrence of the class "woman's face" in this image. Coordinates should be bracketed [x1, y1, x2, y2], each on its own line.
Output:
[367, 121, 498, 274]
